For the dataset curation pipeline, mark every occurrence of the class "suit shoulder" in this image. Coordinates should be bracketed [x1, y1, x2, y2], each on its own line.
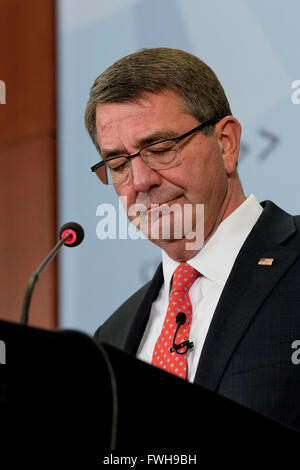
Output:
[260, 200, 300, 247]
[293, 214, 300, 230]
[93, 280, 152, 347]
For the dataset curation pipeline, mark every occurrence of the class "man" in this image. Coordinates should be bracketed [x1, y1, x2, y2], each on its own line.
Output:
[85, 48, 300, 431]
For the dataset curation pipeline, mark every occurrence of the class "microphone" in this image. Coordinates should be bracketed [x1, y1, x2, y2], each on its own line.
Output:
[20, 222, 84, 325]
[169, 312, 194, 354]
[58, 222, 84, 247]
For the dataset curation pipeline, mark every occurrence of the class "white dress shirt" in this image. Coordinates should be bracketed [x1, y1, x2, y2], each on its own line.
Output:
[136, 194, 263, 382]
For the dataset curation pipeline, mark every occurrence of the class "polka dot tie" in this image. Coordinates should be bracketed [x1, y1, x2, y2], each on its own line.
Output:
[151, 263, 199, 379]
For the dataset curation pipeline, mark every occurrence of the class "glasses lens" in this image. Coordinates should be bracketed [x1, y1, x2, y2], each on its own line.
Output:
[94, 164, 109, 185]
[141, 141, 180, 169]
[106, 157, 130, 185]
[93, 141, 180, 185]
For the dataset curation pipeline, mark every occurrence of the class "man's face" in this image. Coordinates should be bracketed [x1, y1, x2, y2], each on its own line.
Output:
[95, 90, 230, 261]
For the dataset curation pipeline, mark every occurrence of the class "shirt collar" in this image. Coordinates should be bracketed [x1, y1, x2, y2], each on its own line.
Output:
[162, 194, 263, 289]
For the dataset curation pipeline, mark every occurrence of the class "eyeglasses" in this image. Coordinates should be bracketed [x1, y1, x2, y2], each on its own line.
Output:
[91, 116, 223, 185]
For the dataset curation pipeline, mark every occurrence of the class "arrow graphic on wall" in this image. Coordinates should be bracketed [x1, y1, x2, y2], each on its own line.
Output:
[257, 128, 280, 160]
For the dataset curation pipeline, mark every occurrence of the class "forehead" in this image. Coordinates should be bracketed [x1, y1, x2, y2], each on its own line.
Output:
[95, 91, 198, 157]
[95, 90, 191, 140]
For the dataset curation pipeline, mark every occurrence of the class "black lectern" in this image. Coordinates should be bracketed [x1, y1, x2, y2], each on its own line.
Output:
[0, 319, 299, 461]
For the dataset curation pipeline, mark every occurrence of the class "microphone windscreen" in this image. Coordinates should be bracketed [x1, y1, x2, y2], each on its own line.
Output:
[59, 222, 85, 247]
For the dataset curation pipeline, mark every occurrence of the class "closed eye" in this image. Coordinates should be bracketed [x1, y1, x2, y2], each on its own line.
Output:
[107, 158, 128, 172]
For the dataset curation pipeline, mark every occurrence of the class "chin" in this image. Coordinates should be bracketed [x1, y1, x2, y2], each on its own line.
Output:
[152, 237, 201, 262]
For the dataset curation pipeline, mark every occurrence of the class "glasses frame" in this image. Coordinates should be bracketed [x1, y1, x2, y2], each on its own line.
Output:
[91, 116, 224, 185]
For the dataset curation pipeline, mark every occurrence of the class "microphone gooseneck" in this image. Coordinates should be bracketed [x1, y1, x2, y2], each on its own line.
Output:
[169, 312, 194, 354]
[20, 222, 84, 325]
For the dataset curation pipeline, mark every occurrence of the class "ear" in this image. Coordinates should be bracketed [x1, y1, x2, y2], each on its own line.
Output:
[215, 116, 241, 174]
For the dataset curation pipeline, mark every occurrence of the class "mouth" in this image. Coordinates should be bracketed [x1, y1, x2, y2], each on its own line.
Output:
[146, 196, 183, 213]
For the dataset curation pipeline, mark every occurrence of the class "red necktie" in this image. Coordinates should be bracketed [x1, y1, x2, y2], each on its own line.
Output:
[151, 262, 199, 379]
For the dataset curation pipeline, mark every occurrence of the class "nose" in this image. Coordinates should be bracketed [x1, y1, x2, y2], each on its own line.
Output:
[130, 156, 162, 192]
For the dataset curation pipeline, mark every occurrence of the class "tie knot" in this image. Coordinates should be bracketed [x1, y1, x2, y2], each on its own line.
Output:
[171, 262, 199, 293]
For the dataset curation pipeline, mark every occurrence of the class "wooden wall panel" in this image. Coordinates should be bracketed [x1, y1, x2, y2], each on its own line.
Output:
[0, 0, 56, 145]
[0, 0, 57, 328]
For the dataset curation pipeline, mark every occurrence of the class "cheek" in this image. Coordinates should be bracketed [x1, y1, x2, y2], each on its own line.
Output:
[116, 185, 136, 219]
[181, 154, 227, 204]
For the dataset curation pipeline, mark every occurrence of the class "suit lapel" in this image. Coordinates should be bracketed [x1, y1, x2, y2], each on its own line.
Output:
[124, 263, 163, 354]
[194, 201, 298, 390]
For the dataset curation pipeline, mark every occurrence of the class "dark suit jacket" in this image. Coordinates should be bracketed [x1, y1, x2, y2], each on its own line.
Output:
[94, 201, 300, 431]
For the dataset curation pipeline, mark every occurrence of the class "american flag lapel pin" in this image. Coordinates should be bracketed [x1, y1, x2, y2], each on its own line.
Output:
[258, 258, 274, 266]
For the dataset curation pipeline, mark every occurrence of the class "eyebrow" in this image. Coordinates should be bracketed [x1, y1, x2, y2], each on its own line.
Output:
[100, 130, 179, 160]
